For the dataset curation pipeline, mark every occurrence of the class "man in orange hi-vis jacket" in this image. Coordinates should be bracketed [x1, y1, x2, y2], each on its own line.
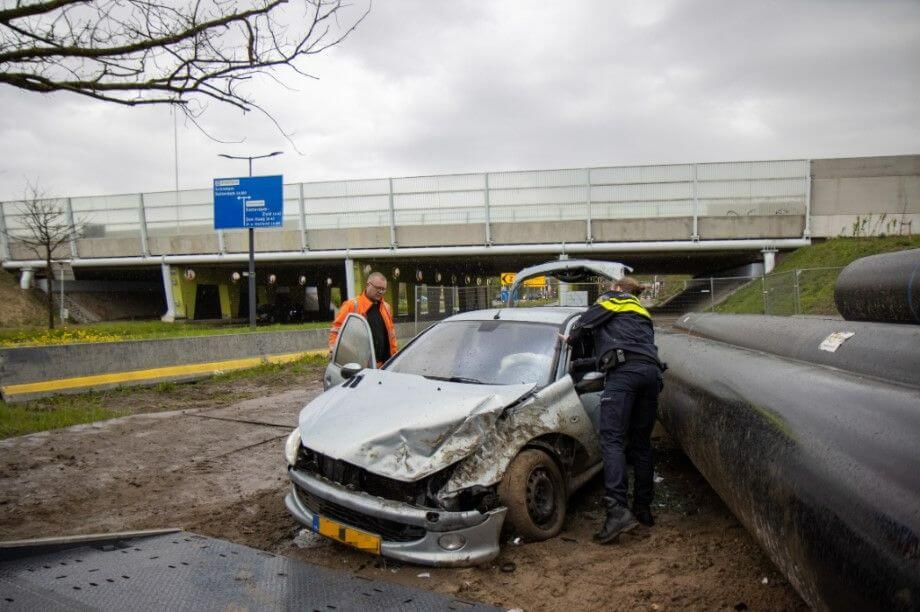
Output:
[328, 271, 398, 366]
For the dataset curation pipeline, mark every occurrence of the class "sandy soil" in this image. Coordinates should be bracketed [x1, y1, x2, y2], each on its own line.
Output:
[0, 366, 805, 611]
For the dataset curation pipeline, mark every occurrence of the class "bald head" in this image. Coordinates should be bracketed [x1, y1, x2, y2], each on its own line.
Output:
[364, 271, 388, 301]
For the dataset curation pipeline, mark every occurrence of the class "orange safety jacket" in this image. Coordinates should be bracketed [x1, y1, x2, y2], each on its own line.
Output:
[328, 293, 398, 361]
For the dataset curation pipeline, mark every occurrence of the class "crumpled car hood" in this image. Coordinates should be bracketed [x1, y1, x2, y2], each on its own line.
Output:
[298, 369, 535, 482]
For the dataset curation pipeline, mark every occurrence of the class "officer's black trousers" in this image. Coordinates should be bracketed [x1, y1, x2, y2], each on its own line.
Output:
[599, 361, 661, 508]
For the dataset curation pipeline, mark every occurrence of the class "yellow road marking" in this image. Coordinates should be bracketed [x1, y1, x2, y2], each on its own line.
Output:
[1, 350, 325, 397]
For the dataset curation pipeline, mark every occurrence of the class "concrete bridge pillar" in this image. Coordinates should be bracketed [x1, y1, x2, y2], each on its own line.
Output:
[762, 249, 778, 274]
[160, 263, 177, 322]
[345, 258, 357, 300]
[19, 267, 34, 290]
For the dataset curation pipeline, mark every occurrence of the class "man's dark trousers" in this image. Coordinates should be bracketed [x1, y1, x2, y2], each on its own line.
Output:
[599, 361, 661, 507]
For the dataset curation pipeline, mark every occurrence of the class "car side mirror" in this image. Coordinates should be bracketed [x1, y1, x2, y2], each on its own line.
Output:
[341, 363, 363, 380]
[575, 371, 604, 393]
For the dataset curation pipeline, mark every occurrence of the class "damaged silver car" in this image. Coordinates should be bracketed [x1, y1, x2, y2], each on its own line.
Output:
[284, 260, 631, 566]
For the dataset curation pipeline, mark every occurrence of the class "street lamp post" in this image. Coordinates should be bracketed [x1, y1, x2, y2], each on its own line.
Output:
[217, 151, 283, 329]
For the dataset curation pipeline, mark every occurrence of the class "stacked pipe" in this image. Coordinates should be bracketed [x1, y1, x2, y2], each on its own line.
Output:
[834, 248, 920, 324]
[658, 272, 920, 609]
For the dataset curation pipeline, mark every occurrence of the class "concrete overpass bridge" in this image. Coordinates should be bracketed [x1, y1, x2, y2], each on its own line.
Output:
[1, 155, 916, 322]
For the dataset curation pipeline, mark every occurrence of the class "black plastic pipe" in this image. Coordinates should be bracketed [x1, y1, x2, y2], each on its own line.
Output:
[835, 248, 920, 324]
[657, 330, 920, 611]
[674, 313, 920, 389]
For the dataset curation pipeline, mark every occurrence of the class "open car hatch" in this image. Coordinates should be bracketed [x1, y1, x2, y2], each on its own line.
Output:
[506, 259, 632, 306]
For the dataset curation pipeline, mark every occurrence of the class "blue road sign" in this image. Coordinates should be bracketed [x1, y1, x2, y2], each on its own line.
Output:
[213, 175, 283, 229]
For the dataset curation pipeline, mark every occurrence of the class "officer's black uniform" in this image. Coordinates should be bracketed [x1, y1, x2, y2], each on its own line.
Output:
[568, 289, 663, 540]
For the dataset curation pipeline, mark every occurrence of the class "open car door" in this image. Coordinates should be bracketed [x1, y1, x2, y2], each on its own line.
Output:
[323, 313, 377, 390]
[506, 259, 633, 307]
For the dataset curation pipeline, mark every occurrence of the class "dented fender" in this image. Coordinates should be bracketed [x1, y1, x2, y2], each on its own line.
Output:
[439, 375, 601, 499]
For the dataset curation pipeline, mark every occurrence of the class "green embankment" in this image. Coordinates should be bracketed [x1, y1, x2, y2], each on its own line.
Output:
[715, 236, 919, 316]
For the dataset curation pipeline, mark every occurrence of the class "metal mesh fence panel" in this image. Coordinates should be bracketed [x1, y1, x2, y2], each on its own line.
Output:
[413, 285, 498, 334]
[656, 278, 717, 314]
[712, 276, 761, 309]
[763, 271, 797, 316]
[413, 281, 615, 333]
[793, 267, 843, 316]
[410, 266, 844, 329]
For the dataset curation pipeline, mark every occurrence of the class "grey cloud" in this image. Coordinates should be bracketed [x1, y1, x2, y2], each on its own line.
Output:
[1, 0, 918, 200]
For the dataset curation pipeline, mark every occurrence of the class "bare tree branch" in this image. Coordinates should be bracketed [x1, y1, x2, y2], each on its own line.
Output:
[0, 0, 371, 118]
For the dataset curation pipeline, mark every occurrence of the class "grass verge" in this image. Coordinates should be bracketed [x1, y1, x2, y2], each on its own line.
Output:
[715, 235, 919, 316]
[0, 397, 124, 440]
[0, 319, 329, 348]
[0, 353, 327, 439]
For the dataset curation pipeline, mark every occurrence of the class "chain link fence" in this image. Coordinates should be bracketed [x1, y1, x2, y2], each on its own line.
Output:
[658, 266, 845, 317]
[413, 281, 614, 333]
[412, 267, 844, 331]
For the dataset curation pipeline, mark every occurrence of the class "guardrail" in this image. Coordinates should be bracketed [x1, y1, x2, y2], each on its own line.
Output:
[0, 159, 809, 259]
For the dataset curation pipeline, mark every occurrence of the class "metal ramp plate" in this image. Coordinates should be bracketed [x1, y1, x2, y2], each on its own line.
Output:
[0, 531, 501, 611]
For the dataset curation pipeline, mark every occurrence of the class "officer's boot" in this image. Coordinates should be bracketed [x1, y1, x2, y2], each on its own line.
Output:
[632, 504, 655, 527]
[593, 497, 638, 544]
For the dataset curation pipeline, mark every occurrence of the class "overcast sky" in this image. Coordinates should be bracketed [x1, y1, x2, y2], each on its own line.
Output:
[1, 0, 918, 200]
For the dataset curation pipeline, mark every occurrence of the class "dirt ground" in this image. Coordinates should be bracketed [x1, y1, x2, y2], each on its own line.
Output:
[0, 269, 45, 327]
[0, 365, 805, 611]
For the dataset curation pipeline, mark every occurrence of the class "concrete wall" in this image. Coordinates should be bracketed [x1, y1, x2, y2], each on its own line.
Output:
[491, 220, 587, 244]
[224, 228, 303, 253]
[811, 155, 920, 237]
[306, 227, 391, 250]
[9, 242, 70, 261]
[699, 215, 805, 239]
[593, 217, 694, 242]
[396, 223, 486, 247]
[78, 236, 143, 258]
[149, 233, 219, 255]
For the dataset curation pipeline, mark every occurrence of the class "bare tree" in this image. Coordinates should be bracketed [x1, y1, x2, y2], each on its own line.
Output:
[1, 184, 86, 329]
[0, 0, 369, 122]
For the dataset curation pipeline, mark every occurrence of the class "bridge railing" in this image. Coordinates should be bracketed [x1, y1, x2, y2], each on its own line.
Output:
[0, 159, 809, 260]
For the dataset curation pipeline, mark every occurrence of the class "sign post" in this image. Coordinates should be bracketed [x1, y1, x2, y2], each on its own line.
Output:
[214, 174, 283, 329]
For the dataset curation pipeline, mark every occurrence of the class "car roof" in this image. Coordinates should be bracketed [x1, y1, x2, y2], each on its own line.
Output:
[441, 306, 584, 325]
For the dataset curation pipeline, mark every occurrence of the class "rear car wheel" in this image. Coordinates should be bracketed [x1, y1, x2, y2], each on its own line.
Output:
[497, 448, 566, 541]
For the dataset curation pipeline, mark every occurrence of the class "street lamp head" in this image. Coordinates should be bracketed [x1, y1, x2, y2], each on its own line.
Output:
[217, 151, 284, 161]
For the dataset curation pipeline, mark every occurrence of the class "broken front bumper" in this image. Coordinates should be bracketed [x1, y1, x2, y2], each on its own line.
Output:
[285, 468, 506, 567]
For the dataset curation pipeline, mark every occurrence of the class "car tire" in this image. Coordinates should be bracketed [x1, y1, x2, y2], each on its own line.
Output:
[497, 448, 566, 541]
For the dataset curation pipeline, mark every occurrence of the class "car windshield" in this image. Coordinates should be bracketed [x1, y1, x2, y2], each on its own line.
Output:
[385, 320, 559, 386]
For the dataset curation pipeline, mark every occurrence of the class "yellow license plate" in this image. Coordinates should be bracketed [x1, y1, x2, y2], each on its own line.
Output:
[313, 515, 381, 554]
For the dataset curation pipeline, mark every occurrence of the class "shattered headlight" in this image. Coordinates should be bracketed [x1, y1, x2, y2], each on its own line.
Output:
[284, 427, 302, 467]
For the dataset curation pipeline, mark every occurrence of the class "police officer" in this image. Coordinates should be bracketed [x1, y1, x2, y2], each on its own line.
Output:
[566, 275, 663, 543]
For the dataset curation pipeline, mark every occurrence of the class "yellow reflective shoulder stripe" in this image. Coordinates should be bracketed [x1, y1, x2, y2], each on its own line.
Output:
[598, 298, 651, 319]
[595, 295, 632, 305]
[604, 295, 641, 304]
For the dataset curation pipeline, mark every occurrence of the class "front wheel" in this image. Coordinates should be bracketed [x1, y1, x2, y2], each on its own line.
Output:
[497, 448, 566, 541]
